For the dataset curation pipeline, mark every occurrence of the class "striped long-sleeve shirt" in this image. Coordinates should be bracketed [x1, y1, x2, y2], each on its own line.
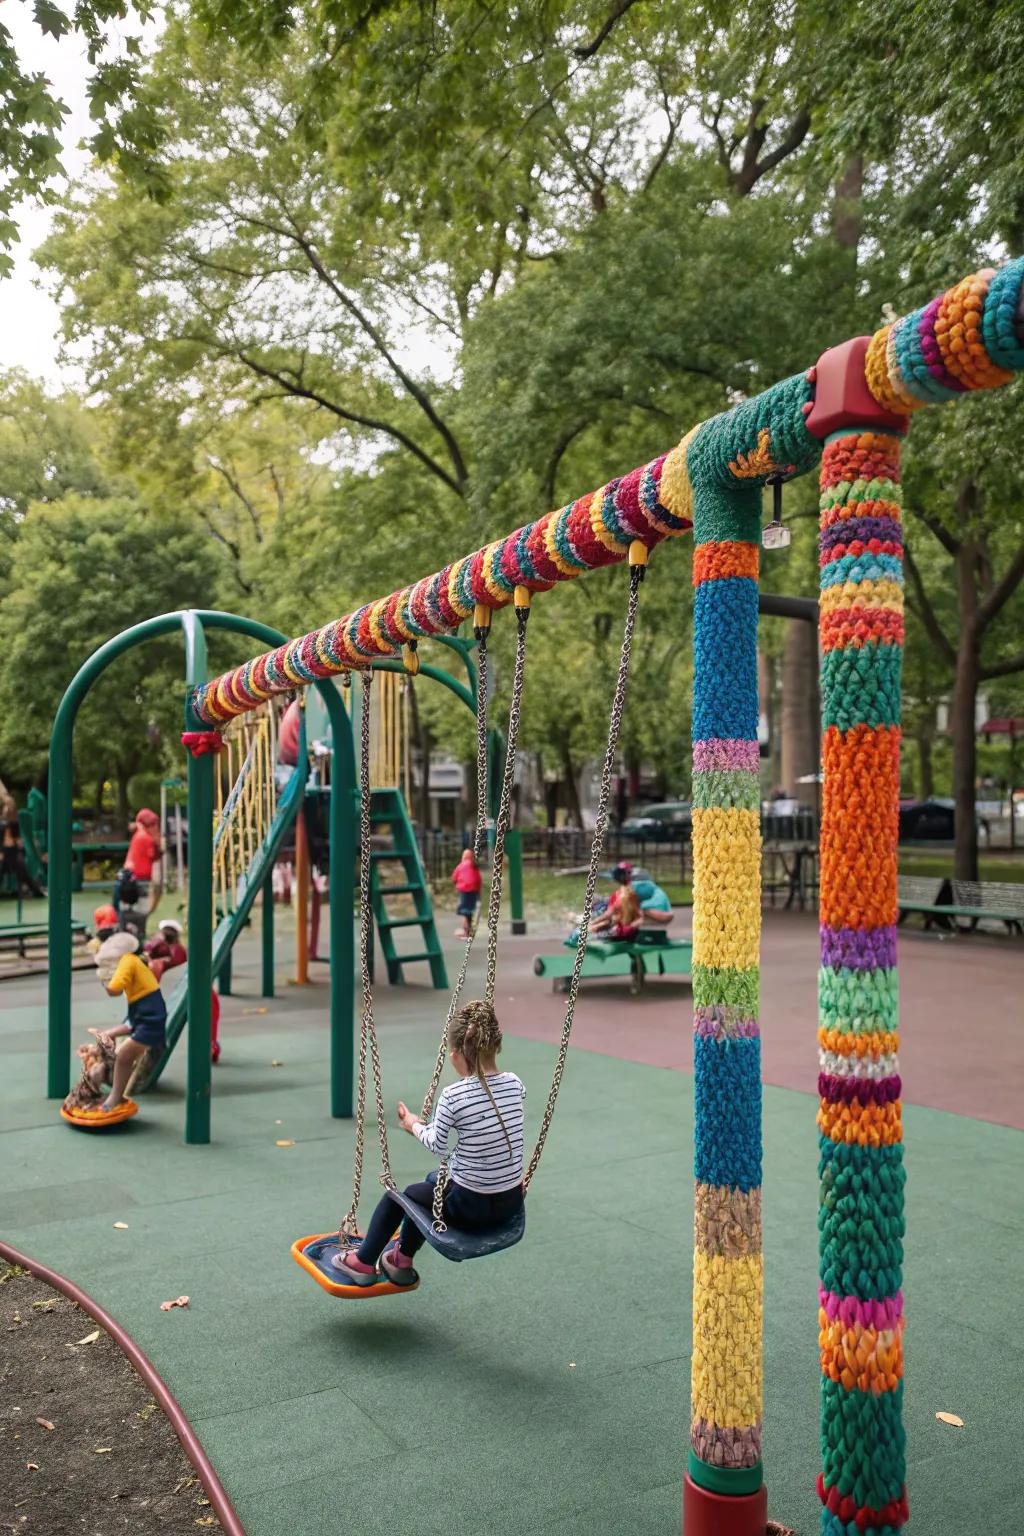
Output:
[413, 1072, 526, 1193]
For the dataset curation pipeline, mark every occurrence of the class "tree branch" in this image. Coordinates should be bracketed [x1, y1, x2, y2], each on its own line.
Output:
[978, 540, 1024, 629]
[277, 213, 469, 491]
[541, 418, 592, 507]
[229, 348, 465, 496]
[573, 0, 644, 60]
[979, 650, 1024, 681]
[903, 543, 956, 667]
[207, 456, 264, 543]
[906, 502, 962, 556]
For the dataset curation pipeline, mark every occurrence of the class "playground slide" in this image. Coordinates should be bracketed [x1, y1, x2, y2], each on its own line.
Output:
[144, 765, 306, 1087]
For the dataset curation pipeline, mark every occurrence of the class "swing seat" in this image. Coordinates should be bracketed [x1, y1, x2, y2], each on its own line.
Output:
[291, 1233, 421, 1298]
[388, 1190, 526, 1263]
[60, 1098, 139, 1130]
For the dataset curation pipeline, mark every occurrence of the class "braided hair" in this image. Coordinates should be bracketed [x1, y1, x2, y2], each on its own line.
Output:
[450, 999, 512, 1154]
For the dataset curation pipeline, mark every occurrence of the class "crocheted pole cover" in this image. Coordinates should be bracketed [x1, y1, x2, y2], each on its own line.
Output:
[683, 373, 821, 1502]
[816, 431, 908, 1536]
[191, 259, 1024, 729]
[189, 455, 692, 724]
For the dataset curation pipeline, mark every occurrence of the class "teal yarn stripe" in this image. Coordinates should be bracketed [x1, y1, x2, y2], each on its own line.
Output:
[818, 1137, 905, 1302]
[819, 968, 899, 1033]
[687, 1450, 764, 1497]
[692, 768, 761, 811]
[821, 642, 902, 731]
[692, 963, 760, 1013]
[820, 1379, 906, 1513]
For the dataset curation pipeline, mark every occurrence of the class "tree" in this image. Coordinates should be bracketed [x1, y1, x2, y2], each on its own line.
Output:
[0, 495, 219, 823]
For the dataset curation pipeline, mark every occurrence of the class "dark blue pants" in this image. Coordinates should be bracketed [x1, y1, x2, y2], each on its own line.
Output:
[357, 1172, 524, 1263]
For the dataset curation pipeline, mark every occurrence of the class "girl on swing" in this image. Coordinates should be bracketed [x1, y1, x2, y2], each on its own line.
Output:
[333, 999, 525, 1288]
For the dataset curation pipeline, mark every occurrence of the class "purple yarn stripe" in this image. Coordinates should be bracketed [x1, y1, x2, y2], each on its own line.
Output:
[694, 1008, 760, 1040]
[818, 1072, 901, 1105]
[820, 515, 903, 554]
[820, 1288, 904, 1331]
[820, 924, 897, 971]
[692, 737, 760, 773]
[919, 297, 966, 391]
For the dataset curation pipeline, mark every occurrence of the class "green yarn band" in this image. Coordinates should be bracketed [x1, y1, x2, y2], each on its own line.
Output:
[688, 1449, 764, 1497]
[819, 967, 899, 1032]
[692, 964, 760, 1012]
[692, 769, 761, 811]
[821, 642, 902, 731]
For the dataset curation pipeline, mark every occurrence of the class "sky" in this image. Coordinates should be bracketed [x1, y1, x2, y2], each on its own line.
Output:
[2, 7, 124, 387]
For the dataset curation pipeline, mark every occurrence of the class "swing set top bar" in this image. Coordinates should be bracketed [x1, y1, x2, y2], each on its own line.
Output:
[192, 257, 1024, 729]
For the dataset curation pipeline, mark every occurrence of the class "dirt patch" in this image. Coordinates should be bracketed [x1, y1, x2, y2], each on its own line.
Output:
[0, 1263, 225, 1534]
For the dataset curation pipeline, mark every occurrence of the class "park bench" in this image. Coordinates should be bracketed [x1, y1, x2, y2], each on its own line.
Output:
[533, 928, 693, 996]
[897, 876, 1024, 935]
[0, 919, 87, 957]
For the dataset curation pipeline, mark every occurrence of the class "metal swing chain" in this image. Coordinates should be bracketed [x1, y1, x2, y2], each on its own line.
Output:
[523, 562, 644, 1192]
[430, 604, 531, 1231]
[339, 667, 397, 1239]
[483, 606, 529, 1008]
[419, 630, 490, 1126]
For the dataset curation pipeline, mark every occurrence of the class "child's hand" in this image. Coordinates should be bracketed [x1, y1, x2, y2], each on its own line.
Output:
[397, 1101, 421, 1134]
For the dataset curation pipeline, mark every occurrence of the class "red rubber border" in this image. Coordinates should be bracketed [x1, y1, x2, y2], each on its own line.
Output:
[0, 1239, 246, 1536]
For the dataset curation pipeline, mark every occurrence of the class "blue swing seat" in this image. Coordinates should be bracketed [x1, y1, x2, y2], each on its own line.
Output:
[388, 1188, 526, 1263]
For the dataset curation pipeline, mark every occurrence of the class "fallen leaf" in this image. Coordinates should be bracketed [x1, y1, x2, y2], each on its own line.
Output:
[242, 1007, 268, 1015]
[75, 1330, 100, 1346]
[26, 1463, 39, 1471]
[113, 1222, 129, 1230]
[270, 1059, 283, 1067]
[936, 1411, 964, 1427]
[196, 1519, 217, 1527]
[35, 1419, 54, 1431]
[159, 1296, 190, 1311]
[275, 1139, 295, 1147]
[31, 1300, 57, 1311]
[95, 1446, 112, 1454]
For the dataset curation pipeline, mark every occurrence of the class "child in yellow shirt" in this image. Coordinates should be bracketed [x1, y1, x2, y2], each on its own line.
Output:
[87, 950, 167, 1112]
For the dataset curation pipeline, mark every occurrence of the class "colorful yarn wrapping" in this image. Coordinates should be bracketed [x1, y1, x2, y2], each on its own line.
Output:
[864, 262, 1024, 416]
[190, 455, 692, 724]
[687, 371, 819, 1492]
[181, 730, 225, 756]
[817, 432, 906, 1535]
[175, 259, 1024, 1523]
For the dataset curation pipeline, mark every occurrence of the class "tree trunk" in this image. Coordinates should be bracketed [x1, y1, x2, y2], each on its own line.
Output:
[560, 740, 583, 829]
[833, 154, 864, 253]
[114, 767, 131, 837]
[780, 619, 820, 798]
[916, 728, 935, 800]
[94, 774, 106, 819]
[951, 539, 981, 882]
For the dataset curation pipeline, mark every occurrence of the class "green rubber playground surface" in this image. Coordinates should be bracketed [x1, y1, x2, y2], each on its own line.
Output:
[1, 931, 1021, 1535]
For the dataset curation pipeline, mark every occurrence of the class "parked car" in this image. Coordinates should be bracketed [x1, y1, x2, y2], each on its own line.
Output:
[619, 801, 692, 842]
[898, 798, 990, 843]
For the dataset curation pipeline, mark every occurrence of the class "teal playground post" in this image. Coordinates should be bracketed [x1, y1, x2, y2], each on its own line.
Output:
[261, 870, 275, 998]
[46, 609, 357, 1141]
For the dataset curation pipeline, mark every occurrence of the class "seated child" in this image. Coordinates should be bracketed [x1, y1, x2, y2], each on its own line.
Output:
[591, 865, 642, 941]
[62, 1034, 116, 1114]
[87, 946, 167, 1112]
[332, 999, 525, 1288]
[144, 918, 187, 981]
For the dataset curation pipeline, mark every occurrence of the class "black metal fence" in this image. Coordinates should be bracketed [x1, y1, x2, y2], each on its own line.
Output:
[415, 811, 819, 906]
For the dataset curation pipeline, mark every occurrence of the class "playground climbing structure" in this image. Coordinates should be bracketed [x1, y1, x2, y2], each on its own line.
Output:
[54, 261, 1024, 1536]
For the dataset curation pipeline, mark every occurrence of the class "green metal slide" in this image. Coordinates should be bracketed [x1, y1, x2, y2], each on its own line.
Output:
[145, 764, 306, 1087]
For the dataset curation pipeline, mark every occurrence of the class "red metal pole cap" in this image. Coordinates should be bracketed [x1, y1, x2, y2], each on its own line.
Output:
[683, 1473, 769, 1536]
[802, 336, 909, 440]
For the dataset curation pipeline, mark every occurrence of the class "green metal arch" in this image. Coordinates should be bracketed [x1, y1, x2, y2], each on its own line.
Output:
[46, 610, 356, 1138]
